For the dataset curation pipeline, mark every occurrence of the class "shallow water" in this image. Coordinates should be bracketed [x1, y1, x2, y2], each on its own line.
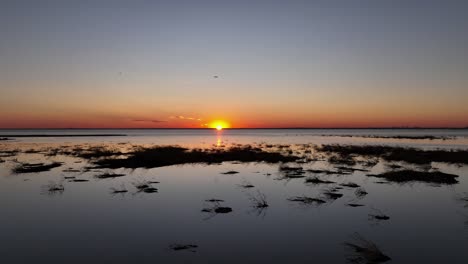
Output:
[1, 129, 467, 263]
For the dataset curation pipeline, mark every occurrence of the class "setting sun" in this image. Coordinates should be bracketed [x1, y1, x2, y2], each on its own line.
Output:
[209, 120, 230, 130]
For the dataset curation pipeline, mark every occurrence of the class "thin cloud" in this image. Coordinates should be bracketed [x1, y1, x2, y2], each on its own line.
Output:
[132, 119, 167, 123]
[170, 115, 203, 121]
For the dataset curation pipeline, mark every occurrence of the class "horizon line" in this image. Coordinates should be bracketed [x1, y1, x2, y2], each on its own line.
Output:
[1, 127, 467, 130]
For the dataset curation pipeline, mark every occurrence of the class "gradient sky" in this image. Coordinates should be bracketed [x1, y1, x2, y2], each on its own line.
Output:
[1, 0, 468, 128]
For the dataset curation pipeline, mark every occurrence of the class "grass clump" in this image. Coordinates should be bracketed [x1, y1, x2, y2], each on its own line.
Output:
[221, 170, 239, 175]
[13, 162, 62, 173]
[344, 233, 391, 264]
[355, 188, 368, 199]
[95, 172, 126, 179]
[169, 244, 198, 252]
[340, 182, 361, 188]
[305, 176, 335, 185]
[316, 144, 468, 165]
[368, 170, 458, 184]
[43, 181, 65, 195]
[288, 196, 326, 205]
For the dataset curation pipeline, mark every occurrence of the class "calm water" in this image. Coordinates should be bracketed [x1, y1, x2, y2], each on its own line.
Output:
[1, 129, 467, 263]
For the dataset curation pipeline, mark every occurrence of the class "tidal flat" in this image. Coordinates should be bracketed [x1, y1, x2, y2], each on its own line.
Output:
[0, 129, 467, 263]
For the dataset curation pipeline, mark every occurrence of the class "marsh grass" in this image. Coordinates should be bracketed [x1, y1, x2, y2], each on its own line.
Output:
[355, 188, 368, 199]
[288, 196, 326, 206]
[169, 244, 198, 252]
[95, 172, 126, 179]
[317, 144, 468, 165]
[13, 162, 62, 173]
[344, 233, 391, 264]
[322, 187, 344, 201]
[340, 182, 361, 188]
[201, 199, 233, 219]
[346, 203, 365, 207]
[110, 183, 128, 194]
[132, 180, 158, 193]
[278, 165, 306, 179]
[369, 208, 390, 222]
[70, 179, 89, 182]
[238, 179, 255, 189]
[89, 145, 299, 169]
[42, 181, 65, 195]
[367, 169, 458, 184]
[304, 176, 335, 185]
[249, 190, 269, 208]
[221, 170, 239, 175]
[246, 190, 269, 217]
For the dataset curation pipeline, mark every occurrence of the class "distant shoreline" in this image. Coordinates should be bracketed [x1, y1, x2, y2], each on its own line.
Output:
[0, 134, 126, 138]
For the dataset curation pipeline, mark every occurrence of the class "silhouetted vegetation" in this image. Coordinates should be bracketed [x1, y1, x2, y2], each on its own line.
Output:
[305, 176, 335, 185]
[322, 187, 344, 200]
[110, 184, 128, 194]
[70, 179, 89, 182]
[355, 188, 368, 199]
[202, 199, 233, 215]
[317, 144, 468, 164]
[340, 182, 360, 188]
[132, 180, 158, 193]
[43, 181, 65, 195]
[63, 168, 81, 172]
[169, 244, 198, 252]
[288, 196, 326, 205]
[238, 179, 255, 188]
[367, 170, 458, 184]
[346, 203, 365, 207]
[249, 190, 269, 208]
[0, 137, 10, 141]
[306, 169, 352, 175]
[335, 166, 369, 172]
[369, 208, 390, 222]
[221, 170, 239, 175]
[0, 149, 19, 157]
[92, 145, 299, 169]
[0, 134, 125, 138]
[278, 165, 306, 179]
[95, 172, 126, 179]
[344, 233, 391, 264]
[13, 162, 62, 173]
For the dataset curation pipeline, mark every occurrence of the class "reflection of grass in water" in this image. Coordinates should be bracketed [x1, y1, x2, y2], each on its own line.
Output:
[344, 233, 391, 264]
[455, 192, 468, 207]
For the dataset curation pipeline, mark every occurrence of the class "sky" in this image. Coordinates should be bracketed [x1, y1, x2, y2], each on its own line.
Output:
[1, 0, 467, 128]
